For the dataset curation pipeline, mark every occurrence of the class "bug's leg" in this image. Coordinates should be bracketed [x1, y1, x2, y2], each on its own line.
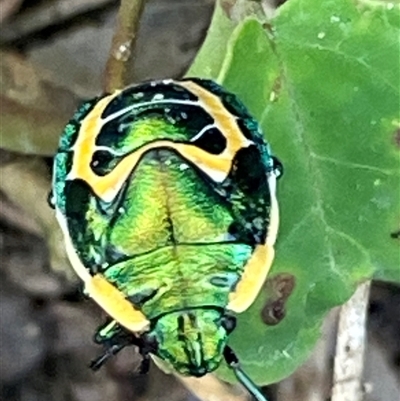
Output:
[224, 346, 268, 401]
[91, 320, 141, 370]
[90, 342, 126, 371]
[138, 352, 151, 374]
[94, 319, 121, 344]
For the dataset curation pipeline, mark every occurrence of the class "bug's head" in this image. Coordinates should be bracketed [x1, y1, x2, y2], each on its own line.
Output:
[144, 308, 236, 377]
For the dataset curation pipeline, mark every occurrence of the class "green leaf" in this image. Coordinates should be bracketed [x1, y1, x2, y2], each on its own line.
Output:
[187, 3, 236, 79]
[190, 0, 400, 385]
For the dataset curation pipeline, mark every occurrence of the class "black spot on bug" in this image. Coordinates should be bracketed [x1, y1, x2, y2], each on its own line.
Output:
[261, 273, 296, 326]
[209, 275, 232, 288]
[232, 145, 266, 192]
[90, 150, 119, 176]
[191, 128, 226, 154]
[128, 288, 159, 307]
[96, 97, 212, 150]
[237, 150, 273, 190]
[63, 179, 104, 274]
[177, 315, 185, 341]
[222, 144, 272, 245]
[64, 179, 91, 219]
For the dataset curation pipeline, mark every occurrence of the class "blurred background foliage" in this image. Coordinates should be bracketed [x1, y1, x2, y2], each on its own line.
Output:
[0, 1, 399, 401]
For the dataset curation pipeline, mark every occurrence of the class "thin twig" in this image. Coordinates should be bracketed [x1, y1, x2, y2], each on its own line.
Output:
[103, 0, 146, 93]
[331, 281, 372, 401]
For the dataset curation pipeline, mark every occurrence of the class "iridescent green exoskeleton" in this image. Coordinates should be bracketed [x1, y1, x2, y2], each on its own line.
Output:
[51, 78, 282, 400]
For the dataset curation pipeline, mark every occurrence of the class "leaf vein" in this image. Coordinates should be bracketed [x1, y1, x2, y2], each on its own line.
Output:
[310, 152, 399, 176]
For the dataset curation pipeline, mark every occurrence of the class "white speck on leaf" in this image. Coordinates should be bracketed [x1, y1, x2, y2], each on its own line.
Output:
[318, 32, 326, 39]
[330, 15, 341, 23]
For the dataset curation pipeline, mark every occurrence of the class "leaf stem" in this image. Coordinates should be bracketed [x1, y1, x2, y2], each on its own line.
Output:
[331, 281, 371, 401]
[103, 0, 146, 93]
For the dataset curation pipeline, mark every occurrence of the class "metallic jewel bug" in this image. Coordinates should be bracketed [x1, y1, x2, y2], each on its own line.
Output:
[50, 78, 282, 400]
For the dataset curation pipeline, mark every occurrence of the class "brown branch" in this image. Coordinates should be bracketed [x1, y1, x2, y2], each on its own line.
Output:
[103, 0, 147, 93]
[0, 0, 116, 44]
[331, 281, 371, 401]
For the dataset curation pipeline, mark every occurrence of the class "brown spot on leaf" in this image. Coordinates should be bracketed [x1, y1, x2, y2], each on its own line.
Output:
[261, 273, 296, 326]
[393, 128, 400, 148]
[220, 0, 236, 18]
[269, 76, 282, 103]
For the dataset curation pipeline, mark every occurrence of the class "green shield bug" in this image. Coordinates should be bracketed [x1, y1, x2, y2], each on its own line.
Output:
[51, 78, 282, 400]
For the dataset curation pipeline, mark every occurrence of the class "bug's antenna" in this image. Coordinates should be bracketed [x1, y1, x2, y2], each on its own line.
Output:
[224, 346, 269, 401]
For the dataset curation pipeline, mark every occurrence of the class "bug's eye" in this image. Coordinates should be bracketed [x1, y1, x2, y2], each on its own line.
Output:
[221, 315, 236, 334]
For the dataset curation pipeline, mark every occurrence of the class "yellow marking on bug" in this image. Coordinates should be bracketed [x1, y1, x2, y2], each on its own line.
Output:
[68, 80, 254, 203]
[227, 244, 275, 313]
[55, 209, 150, 333]
[178, 80, 253, 162]
[227, 172, 280, 313]
[88, 274, 150, 332]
